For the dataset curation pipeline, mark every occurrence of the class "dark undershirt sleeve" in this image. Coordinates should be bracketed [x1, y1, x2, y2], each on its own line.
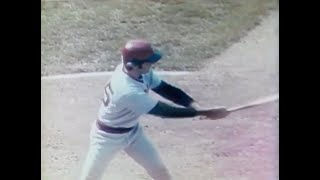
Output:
[147, 101, 198, 118]
[151, 81, 195, 107]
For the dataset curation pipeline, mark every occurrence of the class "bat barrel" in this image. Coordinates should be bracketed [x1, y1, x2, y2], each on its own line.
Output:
[227, 94, 279, 112]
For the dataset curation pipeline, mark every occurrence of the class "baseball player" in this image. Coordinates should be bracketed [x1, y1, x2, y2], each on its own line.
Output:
[79, 39, 230, 180]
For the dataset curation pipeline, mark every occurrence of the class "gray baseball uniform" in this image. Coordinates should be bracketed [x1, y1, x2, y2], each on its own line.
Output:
[79, 63, 171, 180]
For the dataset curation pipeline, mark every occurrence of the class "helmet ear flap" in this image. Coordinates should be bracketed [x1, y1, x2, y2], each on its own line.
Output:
[125, 62, 134, 71]
[126, 60, 144, 71]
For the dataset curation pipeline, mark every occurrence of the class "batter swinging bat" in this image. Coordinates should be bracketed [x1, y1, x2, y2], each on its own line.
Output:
[227, 94, 279, 113]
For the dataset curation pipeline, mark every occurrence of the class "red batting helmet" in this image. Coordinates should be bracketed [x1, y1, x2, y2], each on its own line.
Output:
[121, 39, 162, 66]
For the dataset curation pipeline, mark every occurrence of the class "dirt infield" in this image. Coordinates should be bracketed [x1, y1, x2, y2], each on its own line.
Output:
[41, 10, 278, 180]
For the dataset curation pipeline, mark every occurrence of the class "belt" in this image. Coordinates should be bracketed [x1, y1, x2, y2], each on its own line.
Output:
[96, 120, 134, 134]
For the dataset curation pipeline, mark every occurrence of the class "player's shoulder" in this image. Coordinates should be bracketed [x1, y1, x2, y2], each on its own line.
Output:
[143, 68, 158, 79]
[148, 68, 157, 76]
[113, 80, 145, 96]
[112, 64, 125, 77]
[109, 64, 129, 85]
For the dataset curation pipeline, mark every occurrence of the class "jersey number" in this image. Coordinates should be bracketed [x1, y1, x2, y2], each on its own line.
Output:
[102, 82, 113, 107]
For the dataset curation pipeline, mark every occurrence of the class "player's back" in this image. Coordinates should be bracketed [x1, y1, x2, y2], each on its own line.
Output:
[97, 64, 152, 128]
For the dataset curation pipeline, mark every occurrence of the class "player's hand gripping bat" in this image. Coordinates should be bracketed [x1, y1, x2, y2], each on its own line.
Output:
[193, 94, 279, 120]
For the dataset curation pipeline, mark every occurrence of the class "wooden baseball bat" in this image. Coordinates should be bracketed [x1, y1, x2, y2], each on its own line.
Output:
[227, 94, 279, 113]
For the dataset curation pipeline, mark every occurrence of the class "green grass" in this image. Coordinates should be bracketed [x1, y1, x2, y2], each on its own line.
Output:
[41, 0, 278, 76]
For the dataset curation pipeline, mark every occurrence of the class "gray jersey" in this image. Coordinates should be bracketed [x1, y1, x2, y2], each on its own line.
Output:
[98, 64, 162, 128]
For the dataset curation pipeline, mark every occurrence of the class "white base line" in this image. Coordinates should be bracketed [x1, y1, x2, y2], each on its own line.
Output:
[41, 71, 191, 80]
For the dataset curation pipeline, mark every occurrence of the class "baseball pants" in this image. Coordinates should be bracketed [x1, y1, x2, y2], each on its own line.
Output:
[79, 122, 172, 180]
